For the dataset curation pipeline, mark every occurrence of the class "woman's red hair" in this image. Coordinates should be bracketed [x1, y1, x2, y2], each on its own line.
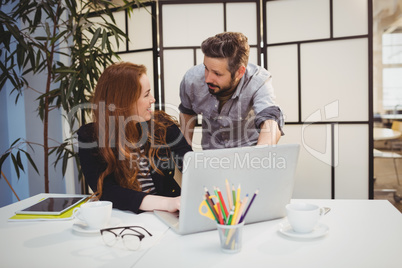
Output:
[91, 62, 176, 198]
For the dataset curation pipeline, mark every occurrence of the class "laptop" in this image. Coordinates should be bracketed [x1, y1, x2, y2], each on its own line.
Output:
[154, 144, 300, 235]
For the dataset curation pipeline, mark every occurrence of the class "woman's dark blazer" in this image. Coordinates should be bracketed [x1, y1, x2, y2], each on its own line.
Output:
[78, 121, 192, 213]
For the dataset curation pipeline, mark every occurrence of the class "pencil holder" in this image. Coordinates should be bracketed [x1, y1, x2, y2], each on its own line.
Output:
[216, 222, 245, 253]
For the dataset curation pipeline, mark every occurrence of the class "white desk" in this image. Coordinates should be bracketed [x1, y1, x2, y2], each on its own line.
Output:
[380, 114, 402, 120]
[0, 194, 170, 268]
[1, 194, 402, 268]
[374, 127, 402, 141]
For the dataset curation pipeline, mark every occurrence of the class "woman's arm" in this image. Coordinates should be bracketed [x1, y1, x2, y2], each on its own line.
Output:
[139, 195, 181, 212]
[78, 123, 147, 213]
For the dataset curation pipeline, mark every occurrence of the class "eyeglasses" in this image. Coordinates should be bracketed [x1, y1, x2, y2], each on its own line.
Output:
[100, 226, 152, 250]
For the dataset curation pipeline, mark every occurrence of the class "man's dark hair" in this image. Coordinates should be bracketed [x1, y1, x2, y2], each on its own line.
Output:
[201, 32, 250, 77]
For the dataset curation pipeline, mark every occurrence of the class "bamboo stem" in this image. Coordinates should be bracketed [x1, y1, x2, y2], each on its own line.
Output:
[1, 171, 20, 201]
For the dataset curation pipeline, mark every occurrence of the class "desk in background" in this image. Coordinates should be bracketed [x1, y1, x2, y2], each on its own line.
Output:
[373, 128, 402, 200]
[373, 127, 402, 141]
[1, 194, 401, 268]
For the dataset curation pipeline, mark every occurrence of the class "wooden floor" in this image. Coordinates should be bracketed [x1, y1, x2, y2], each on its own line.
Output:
[373, 148, 402, 213]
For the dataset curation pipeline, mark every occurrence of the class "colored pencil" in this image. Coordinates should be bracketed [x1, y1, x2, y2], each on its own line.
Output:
[225, 179, 233, 210]
[204, 195, 219, 223]
[204, 186, 215, 205]
[205, 193, 219, 222]
[214, 187, 227, 222]
[226, 206, 235, 225]
[232, 184, 236, 205]
[217, 187, 229, 217]
[234, 194, 248, 225]
[231, 200, 240, 225]
[217, 201, 224, 224]
[236, 184, 241, 204]
[239, 189, 259, 223]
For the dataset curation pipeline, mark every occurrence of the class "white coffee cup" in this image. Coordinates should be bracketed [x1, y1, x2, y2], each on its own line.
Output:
[73, 201, 112, 229]
[286, 203, 325, 233]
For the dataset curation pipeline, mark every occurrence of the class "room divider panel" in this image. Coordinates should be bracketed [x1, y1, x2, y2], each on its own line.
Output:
[264, 0, 372, 199]
[158, 0, 261, 128]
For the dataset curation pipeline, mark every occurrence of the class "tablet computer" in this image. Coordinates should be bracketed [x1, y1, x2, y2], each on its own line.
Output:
[15, 196, 88, 215]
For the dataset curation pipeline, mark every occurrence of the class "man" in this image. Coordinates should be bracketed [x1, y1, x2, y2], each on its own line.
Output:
[179, 32, 284, 149]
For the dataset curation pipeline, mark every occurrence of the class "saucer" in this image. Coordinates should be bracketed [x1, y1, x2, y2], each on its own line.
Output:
[278, 222, 329, 239]
[72, 217, 121, 234]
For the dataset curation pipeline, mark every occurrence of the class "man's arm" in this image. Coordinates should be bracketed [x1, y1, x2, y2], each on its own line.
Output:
[257, 119, 281, 145]
[180, 112, 197, 146]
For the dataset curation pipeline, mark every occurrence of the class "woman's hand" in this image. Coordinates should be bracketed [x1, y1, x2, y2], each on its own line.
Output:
[166, 196, 181, 212]
[139, 195, 181, 212]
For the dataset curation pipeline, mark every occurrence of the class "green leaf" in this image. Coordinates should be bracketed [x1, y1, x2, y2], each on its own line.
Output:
[16, 43, 25, 68]
[54, 69, 76, 74]
[51, 30, 68, 46]
[10, 153, 20, 178]
[45, 22, 51, 37]
[101, 29, 107, 50]
[48, 147, 58, 155]
[0, 153, 11, 173]
[34, 36, 49, 41]
[33, 7, 42, 26]
[25, 152, 39, 175]
[89, 27, 101, 49]
[16, 151, 24, 172]
[4, 23, 28, 49]
[62, 151, 69, 177]
[15, 92, 22, 104]
[38, 98, 44, 121]
[10, 138, 21, 147]
[66, 75, 76, 99]
[0, 79, 6, 91]
[0, 31, 12, 51]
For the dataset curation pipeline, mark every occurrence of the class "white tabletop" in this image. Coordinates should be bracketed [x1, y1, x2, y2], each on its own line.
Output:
[0, 193, 170, 268]
[135, 199, 402, 268]
[373, 127, 402, 141]
[380, 114, 402, 120]
[1, 194, 401, 268]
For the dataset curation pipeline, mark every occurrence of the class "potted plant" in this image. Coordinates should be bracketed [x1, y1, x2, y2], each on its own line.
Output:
[0, 0, 142, 195]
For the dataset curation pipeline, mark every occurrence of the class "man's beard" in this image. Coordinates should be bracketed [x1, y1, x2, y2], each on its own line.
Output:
[207, 79, 236, 96]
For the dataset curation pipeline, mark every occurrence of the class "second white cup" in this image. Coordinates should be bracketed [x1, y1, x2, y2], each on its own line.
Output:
[73, 200, 112, 230]
[286, 203, 325, 233]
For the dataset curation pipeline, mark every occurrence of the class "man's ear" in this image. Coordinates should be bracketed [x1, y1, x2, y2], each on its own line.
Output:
[236, 65, 246, 80]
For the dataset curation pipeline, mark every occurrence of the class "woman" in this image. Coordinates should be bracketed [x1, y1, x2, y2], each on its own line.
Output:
[78, 62, 192, 213]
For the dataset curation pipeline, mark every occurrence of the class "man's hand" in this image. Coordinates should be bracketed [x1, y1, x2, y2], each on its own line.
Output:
[257, 119, 281, 145]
